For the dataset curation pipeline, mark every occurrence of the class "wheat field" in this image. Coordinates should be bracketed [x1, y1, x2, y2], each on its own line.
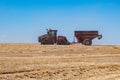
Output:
[0, 44, 120, 80]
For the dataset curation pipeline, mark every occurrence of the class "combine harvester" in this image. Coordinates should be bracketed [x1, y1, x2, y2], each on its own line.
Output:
[38, 29, 102, 45]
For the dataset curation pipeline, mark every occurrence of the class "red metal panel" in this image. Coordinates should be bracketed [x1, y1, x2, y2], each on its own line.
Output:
[74, 31, 99, 43]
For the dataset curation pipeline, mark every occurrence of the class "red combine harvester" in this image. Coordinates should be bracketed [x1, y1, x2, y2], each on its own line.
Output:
[38, 29, 102, 45]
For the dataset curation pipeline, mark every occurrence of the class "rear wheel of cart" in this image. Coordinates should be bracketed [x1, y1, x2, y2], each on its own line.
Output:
[83, 39, 92, 45]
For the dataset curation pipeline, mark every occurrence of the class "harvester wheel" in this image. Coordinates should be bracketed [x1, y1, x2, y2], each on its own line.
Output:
[57, 40, 67, 45]
[41, 39, 53, 45]
[83, 39, 92, 45]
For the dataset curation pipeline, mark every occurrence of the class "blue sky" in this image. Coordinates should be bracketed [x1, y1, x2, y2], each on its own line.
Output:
[0, 0, 120, 45]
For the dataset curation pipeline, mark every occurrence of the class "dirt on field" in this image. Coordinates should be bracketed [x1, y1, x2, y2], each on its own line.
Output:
[0, 44, 120, 80]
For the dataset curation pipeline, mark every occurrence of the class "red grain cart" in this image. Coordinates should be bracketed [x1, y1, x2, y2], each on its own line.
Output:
[74, 31, 102, 45]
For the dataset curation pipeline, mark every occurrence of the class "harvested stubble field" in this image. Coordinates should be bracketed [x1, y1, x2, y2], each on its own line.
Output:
[0, 44, 120, 80]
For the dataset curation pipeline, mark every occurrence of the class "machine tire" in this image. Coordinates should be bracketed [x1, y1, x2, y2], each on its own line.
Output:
[57, 40, 67, 45]
[41, 39, 53, 45]
[83, 39, 92, 45]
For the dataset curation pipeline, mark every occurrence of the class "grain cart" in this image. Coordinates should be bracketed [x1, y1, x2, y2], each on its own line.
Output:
[38, 29, 70, 45]
[74, 31, 102, 45]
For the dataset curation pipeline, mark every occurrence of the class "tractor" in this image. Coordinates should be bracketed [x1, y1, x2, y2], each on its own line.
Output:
[38, 29, 70, 45]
